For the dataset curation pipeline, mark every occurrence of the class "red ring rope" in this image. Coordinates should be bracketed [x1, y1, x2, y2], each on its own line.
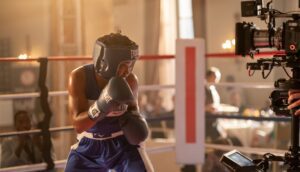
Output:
[0, 51, 286, 62]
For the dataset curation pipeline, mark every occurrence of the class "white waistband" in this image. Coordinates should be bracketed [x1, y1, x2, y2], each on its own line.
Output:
[77, 130, 124, 141]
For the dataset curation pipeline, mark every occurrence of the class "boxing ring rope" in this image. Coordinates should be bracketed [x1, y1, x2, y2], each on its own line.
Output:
[214, 82, 273, 89]
[0, 50, 285, 62]
[0, 85, 175, 100]
[0, 55, 174, 62]
[0, 52, 287, 171]
[0, 91, 66, 100]
[0, 82, 274, 100]
[0, 126, 74, 137]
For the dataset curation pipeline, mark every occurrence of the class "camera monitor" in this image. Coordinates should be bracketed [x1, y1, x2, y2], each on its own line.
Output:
[220, 150, 256, 172]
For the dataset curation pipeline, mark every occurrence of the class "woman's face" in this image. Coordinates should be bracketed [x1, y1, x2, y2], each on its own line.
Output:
[116, 61, 135, 78]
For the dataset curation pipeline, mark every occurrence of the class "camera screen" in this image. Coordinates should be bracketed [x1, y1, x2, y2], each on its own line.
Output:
[228, 152, 254, 166]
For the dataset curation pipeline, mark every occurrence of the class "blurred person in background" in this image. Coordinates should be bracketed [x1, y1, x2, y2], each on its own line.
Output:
[150, 94, 167, 117]
[205, 67, 221, 113]
[0, 111, 46, 168]
[147, 94, 168, 139]
[138, 93, 153, 118]
[225, 75, 245, 114]
[205, 67, 222, 142]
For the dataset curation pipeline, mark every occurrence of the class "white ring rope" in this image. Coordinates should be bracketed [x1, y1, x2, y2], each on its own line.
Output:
[139, 84, 175, 91]
[0, 82, 274, 100]
[213, 82, 274, 89]
[0, 126, 74, 137]
[0, 143, 287, 172]
[0, 91, 67, 100]
[0, 85, 175, 100]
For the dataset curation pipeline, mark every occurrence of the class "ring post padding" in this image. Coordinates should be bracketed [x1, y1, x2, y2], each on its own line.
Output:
[175, 39, 205, 164]
[38, 57, 55, 170]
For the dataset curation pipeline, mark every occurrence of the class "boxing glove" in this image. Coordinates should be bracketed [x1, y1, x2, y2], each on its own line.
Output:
[119, 111, 149, 145]
[88, 77, 135, 121]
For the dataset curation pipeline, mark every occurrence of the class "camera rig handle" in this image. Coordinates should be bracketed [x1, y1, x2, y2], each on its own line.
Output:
[254, 153, 285, 172]
[254, 151, 300, 172]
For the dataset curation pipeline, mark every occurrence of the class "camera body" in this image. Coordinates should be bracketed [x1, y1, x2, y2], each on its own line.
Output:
[284, 20, 300, 55]
[270, 79, 290, 116]
[236, 1, 300, 57]
[236, 20, 300, 56]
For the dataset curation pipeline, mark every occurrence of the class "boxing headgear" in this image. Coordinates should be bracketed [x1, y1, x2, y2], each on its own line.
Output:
[92, 34, 139, 79]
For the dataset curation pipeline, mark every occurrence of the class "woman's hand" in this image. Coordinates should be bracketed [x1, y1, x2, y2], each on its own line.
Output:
[288, 90, 300, 115]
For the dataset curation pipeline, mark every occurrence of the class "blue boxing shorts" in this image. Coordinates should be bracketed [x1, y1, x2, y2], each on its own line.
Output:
[64, 131, 154, 172]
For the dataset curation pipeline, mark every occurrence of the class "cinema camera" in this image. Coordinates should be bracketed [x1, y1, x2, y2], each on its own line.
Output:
[220, 0, 300, 171]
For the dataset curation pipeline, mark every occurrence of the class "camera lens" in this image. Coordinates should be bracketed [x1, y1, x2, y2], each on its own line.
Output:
[269, 90, 289, 116]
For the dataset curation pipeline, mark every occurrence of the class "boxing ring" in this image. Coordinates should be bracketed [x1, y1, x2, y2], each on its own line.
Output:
[0, 47, 291, 171]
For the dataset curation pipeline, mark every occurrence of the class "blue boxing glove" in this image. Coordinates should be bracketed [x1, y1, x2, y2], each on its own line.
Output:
[88, 77, 135, 121]
[119, 111, 149, 145]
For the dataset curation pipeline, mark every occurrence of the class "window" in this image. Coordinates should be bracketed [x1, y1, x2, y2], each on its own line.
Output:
[178, 0, 194, 38]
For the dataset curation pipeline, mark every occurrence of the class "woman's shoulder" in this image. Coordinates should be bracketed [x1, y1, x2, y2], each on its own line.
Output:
[70, 64, 91, 80]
